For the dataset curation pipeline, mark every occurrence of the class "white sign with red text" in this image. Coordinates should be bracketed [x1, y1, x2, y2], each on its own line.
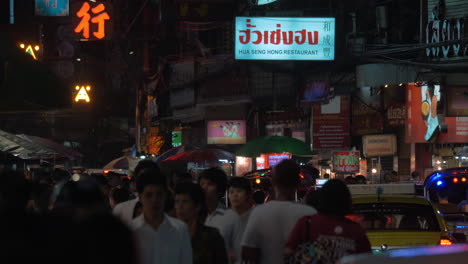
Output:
[235, 17, 335, 61]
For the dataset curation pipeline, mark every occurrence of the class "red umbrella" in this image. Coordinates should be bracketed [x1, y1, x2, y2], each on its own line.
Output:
[163, 148, 235, 163]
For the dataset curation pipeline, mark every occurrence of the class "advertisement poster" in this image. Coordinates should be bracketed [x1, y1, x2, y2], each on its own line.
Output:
[35, 0, 69, 16]
[406, 84, 468, 143]
[332, 151, 360, 173]
[207, 120, 246, 144]
[235, 17, 335, 60]
[235, 156, 252, 176]
[256, 153, 291, 169]
[312, 96, 350, 150]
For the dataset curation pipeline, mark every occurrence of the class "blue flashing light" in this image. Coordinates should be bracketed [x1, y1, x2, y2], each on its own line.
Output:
[436, 180, 443, 186]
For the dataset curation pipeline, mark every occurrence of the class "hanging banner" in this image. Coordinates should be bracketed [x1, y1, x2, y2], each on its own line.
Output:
[332, 151, 360, 173]
[235, 17, 335, 60]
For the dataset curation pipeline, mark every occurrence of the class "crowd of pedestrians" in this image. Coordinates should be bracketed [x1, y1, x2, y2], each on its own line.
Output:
[0, 158, 371, 263]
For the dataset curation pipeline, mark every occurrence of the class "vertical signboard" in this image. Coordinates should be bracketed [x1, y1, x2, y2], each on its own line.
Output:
[235, 17, 335, 60]
[72, 1, 112, 40]
[312, 96, 350, 150]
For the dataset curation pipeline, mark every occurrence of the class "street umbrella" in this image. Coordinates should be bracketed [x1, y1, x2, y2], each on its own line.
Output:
[235, 136, 314, 158]
[153, 145, 199, 163]
[163, 148, 235, 163]
[103, 156, 137, 169]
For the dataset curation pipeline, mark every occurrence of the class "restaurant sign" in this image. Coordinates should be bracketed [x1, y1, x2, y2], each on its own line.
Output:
[235, 17, 335, 60]
[332, 151, 360, 173]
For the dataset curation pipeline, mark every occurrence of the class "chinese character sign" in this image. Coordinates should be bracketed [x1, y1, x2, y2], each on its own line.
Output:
[235, 17, 335, 60]
[72, 1, 112, 40]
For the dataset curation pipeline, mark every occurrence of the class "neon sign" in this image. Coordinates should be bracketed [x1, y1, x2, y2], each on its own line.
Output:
[74, 85, 91, 103]
[73, 1, 111, 40]
[235, 17, 335, 60]
[19, 43, 40, 60]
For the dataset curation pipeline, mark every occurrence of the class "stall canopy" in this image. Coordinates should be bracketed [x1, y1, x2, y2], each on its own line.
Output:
[0, 129, 82, 160]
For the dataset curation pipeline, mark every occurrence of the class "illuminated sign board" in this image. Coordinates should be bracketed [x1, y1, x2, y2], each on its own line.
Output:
[35, 0, 69, 16]
[207, 120, 246, 144]
[72, 1, 112, 40]
[19, 43, 40, 60]
[74, 85, 91, 103]
[235, 17, 335, 60]
[332, 151, 360, 173]
[257, 0, 278, 5]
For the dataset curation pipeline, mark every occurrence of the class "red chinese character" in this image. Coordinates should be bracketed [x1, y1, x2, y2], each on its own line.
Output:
[74, 2, 110, 40]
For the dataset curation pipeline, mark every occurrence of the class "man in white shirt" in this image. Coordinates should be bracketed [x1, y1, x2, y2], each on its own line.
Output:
[131, 168, 192, 264]
[113, 160, 159, 225]
[199, 167, 240, 257]
[241, 159, 316, 264]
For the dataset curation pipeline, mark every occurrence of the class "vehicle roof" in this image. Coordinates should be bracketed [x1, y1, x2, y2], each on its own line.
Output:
[352, 195, 432, 205]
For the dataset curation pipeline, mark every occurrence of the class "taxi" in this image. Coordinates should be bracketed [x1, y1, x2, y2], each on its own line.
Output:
[346, 184, 454, 253]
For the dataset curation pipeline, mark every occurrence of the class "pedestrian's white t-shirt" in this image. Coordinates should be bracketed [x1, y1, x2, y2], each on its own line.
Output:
[241, 201, 316, 264]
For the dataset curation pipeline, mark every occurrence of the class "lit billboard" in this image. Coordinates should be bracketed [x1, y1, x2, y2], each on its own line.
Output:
[207, 120, 246, 144]
[235, 17, 335, 61]
[35, 0, 69, 16]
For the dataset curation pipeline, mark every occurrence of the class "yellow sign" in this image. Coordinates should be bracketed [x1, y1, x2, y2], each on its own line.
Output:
[19, 43, 40, 60]
[74, 85, 91, 103]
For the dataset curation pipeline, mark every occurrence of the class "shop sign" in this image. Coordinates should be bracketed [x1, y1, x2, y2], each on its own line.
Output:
[35, 0, 69, 16]
[406, 83, 467, 143]
[426, 18, 468, 59]
[312, 96, 350, 150]
[387, 104, 406, 126]
[362, 134, 397, 157]
[332, 151, 360, 173]
[256, 0, 279, 5]
[267, 153, 291, 167]
[72, 1, 112, 40]
[351, 103, 383, 135]
[172, 131, 182, 147]
[235, 17, 335, 60]
[207, 120, 246, 144]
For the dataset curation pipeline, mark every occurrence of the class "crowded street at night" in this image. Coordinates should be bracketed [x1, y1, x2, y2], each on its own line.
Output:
[1, 0, 468, 263]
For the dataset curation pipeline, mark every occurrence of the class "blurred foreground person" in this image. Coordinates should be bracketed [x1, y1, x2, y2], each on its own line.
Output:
[52, 176, 138, 264]
[241, 160, 316, 264]
[175, 182, 228, 264]
[132, 168, 192, 264]
[285, 179, 371, 264]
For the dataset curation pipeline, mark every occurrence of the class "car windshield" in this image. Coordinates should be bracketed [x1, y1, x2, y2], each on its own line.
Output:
[347, 203, 440, 231]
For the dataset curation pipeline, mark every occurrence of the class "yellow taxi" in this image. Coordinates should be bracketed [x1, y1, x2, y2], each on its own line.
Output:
[346, 184, 454, 253]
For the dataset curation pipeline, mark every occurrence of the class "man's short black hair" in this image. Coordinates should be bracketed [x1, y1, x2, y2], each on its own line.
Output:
[133, 160, 160, 177]
[272, 159, 300, 188]
[317, 179, 352, 215]
[135, 168, 167, 193]
[228, 177, 252, 194]
[198, 167, 228, 198]
[175, 182, 207, 223]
